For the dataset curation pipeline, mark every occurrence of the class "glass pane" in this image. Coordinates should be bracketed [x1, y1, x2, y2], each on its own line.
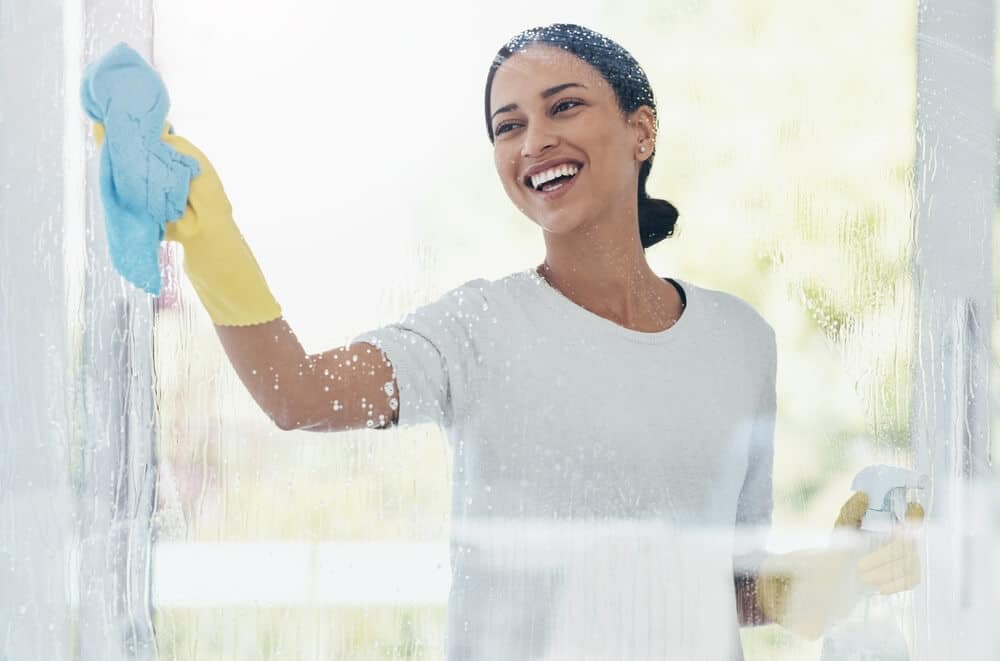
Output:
[9, 0, 996, 657]
[143, 2, 945, 660]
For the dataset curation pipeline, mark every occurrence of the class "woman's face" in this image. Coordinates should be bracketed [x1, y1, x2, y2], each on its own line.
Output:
[489, 44, 653, 235]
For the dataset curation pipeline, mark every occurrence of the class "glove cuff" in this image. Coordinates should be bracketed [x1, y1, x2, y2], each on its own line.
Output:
[180, 229, 282, 327]
[756, 563, 792, 625]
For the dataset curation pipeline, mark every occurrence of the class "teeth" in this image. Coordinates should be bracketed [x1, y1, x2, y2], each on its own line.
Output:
[530, 163, 580, 190]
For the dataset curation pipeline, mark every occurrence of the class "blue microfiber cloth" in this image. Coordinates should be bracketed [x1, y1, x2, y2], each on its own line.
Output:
[80, 42, 201, 295]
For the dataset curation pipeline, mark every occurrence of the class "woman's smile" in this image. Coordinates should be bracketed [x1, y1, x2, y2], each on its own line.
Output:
[529, 163, 582, 202]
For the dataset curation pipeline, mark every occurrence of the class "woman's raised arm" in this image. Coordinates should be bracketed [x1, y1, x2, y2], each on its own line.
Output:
[215, 319, 399, 432]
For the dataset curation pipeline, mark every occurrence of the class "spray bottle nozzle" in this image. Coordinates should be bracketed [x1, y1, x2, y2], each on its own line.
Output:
[850, 464, 928, 533]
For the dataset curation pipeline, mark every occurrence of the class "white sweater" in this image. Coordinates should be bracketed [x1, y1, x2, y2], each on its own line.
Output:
[352, 267, 777, 661]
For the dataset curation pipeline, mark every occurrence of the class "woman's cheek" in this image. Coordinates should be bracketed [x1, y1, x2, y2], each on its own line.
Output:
[503, 173, 523, 204]
[496, 154, 519, 193]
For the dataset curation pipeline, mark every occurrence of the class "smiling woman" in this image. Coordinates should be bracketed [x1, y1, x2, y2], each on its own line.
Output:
[351, 23, 923, 660]
[133, 19, 922, 661]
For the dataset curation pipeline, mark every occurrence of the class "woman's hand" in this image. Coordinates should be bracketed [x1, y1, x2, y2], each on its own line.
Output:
[92, 119, 280, 326]
[851, 493, 924, 595]
[758, 491, 924, 640]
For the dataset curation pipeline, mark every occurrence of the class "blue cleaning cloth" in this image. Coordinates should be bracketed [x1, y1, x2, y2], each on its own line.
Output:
[80, 42, 201, 295]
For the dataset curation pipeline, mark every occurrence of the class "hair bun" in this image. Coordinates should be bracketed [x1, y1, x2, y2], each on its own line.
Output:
[638, 196, 679, 249]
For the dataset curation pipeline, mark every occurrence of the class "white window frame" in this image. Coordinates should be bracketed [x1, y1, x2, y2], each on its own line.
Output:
[1, 1, 158, 659]
[911, 1, 996, 659]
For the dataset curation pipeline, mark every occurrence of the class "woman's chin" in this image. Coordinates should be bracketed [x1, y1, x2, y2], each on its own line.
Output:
[533, 213, 586, 236]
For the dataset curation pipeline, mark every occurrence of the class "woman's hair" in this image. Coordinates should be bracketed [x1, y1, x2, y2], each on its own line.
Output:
[484, 23, 679, 250]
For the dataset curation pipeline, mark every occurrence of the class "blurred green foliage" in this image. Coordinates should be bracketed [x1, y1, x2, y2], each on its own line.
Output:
[155, 607, 446, 661]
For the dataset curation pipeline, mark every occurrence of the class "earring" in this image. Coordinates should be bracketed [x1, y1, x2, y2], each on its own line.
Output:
[639, 145, 646, 153]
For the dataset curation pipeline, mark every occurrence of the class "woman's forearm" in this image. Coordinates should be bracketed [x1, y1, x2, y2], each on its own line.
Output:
[734, 571, 775, 627]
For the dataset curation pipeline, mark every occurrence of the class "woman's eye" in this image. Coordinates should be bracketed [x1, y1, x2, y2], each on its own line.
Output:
[554, 100, 581, 113]
[494, 101, 581, 136]
[495, 122, 520, 136]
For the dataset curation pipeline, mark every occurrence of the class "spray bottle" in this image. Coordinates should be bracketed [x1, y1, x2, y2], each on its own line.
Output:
[819, 464, 927, 661]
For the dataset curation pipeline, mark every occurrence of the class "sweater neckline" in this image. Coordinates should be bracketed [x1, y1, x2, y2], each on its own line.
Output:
[520, 267, 695, 345]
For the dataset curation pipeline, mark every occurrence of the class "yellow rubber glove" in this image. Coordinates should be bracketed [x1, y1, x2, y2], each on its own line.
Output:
[92, 121, 282, 326]
[757, 492, 924, 640]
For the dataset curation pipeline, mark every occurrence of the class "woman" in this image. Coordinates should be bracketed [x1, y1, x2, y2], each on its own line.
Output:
[90, 23, 919, 661]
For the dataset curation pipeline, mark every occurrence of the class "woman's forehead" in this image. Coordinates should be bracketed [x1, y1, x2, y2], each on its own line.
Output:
[490, 46, 607, 109]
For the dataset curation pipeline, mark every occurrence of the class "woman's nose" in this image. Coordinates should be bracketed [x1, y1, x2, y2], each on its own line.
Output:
[520, 122, 559, 158]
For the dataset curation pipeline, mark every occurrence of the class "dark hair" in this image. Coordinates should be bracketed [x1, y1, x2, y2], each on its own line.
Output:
[484, 23, 679, 250]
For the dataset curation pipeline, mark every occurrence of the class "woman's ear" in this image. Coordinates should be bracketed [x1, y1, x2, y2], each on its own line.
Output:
[628, 106, 657, 158]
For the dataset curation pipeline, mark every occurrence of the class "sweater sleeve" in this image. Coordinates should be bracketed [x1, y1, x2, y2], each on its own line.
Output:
[733, 325, 777, 572]
[349, 280, 489, 430]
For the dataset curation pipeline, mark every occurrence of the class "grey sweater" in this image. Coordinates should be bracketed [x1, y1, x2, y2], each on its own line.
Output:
[352, 267, 777, 660]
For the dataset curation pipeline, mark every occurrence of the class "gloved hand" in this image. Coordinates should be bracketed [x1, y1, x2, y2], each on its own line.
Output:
[92, 121, 282, 327]
[757, 491, 924, 640]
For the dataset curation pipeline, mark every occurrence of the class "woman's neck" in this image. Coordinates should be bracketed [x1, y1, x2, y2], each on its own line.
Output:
[535, 260, 683, 332]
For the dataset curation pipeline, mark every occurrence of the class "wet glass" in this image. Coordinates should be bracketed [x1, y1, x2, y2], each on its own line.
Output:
[148, 2, 922, 658]
[3, 0, 999, 659]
